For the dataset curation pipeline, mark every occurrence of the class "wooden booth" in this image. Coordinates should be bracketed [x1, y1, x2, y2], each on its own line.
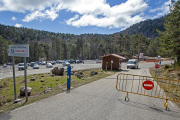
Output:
[102, 54, 126, 70]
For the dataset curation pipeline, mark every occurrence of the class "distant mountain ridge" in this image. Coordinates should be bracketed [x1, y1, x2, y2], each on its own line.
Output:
[119, 16, 166, 39]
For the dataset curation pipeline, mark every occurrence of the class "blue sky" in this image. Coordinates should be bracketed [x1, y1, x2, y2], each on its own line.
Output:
[0, 0, 171, 35]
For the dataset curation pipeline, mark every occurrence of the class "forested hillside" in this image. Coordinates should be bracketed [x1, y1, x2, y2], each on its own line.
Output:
[0, 22, 161, 64]
[119, 16, 166, 39]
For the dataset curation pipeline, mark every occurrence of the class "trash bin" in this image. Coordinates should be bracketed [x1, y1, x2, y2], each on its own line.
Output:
[83, 62, 84, 64]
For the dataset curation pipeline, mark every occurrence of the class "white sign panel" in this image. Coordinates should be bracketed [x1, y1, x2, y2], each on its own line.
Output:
[8, 45, 29, 57]
[140, 53, 144, 58]
[111, 60, 113, 63]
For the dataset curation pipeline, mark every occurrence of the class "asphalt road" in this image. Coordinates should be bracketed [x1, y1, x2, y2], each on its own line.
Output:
[0, 61, 180, 120]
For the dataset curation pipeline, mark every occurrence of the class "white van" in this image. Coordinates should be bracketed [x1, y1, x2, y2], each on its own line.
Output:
[127, 59, 139, 69]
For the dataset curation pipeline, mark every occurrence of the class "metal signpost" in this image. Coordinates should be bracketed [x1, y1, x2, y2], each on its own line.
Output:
[106, 62, 108, 72]
[111, 60, 113, 71]
[67, 66, 71, 90]
[8, 45, 29, 102]
[155, 63, 160, 77]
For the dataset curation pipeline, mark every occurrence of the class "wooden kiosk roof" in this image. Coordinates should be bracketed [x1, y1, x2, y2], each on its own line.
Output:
[102, 54, 126, 60]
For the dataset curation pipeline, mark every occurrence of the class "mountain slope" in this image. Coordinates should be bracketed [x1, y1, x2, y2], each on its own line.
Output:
[119, 16, 166, 39]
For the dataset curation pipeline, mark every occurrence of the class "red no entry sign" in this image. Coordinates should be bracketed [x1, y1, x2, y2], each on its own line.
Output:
[143, 81, 154, 90]
[155, 64, 160, 68]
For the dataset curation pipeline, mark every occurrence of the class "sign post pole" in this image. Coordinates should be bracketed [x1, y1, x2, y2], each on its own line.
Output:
[8, 45, 29, 103]
[111, 60, 113, 71]
[24, 57, 28, 102]
[67, 66, 71, 90]
[111, 62, 112, 71]
[12, 56, 17, 101]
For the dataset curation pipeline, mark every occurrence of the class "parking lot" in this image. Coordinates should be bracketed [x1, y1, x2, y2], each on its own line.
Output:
[0, 60, 102, 79]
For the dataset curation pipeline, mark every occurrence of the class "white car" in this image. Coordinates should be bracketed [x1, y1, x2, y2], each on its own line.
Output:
[18, 63, 28, 70]
[62, 62, 70, 66]
[41, 61, 46, 65]
[127, 59, 139, 69]
[46, 63, 53, 68]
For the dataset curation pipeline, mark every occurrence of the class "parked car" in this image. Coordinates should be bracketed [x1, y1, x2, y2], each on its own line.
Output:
[27, 63, 31, 66]
[56, 60, 62, 64]
[51, 61, 56, 65]
[18, 63, 28, 70]
[6, 62, 10, 65]
[41, 61, 46, 65]
[33, 64, 39, 69]
[62, 62, 70, 66]
[3, 64, 7, 68]
[68, 59, 76, 64]
[46, 63, 53, 68]
[76, 60, 83, 64]
[127, 59, 139, 69]
[31, 62, 35, 67]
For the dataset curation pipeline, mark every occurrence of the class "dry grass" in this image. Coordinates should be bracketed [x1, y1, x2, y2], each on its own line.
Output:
[0, 68, 118, 114]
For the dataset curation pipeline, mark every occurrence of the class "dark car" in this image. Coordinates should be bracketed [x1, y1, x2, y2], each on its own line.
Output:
[68, 59, 76, 64]
[31, 62, 35, 67]
[76, 60, 83, 64]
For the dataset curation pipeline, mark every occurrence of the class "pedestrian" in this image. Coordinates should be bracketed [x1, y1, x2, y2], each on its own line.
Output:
[159, 60, 161, 65]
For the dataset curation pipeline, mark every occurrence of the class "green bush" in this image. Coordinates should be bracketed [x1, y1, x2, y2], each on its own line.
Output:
[173, 62, 180, 70]
[164, 64, 170, 69]
[177, 73, 180, 76]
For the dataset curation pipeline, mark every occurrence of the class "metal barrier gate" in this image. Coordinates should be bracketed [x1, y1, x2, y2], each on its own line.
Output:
[116, 73, 180, 110]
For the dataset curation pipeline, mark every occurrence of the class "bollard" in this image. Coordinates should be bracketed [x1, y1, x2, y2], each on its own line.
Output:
[67, 66, 71, 90]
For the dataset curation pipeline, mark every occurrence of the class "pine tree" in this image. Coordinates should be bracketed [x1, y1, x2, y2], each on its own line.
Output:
[157, 0, 180, 63]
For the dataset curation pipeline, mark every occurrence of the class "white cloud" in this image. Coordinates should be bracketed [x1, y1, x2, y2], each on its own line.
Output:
[11, 16, 17, 21]
[14, 23, 22, 27]
[0, 0, 148, 29]
[149, 0, 170, 18]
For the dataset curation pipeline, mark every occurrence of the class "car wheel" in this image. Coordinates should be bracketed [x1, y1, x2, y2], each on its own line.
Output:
[137, 66, 138, 69]
[127, 67, 128, 69]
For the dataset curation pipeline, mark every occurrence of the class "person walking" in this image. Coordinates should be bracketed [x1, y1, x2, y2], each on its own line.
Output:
[159, 60, 161, 65]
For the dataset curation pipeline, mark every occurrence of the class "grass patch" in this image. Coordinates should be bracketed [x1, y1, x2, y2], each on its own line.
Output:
[0, 68, 119, 114]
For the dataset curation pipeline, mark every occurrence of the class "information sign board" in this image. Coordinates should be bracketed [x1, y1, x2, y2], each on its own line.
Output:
[8, 45, 29, 57]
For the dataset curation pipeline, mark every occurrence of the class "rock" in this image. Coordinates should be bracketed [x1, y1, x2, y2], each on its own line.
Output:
[51, 74, 55, 77]
[77, 74, 82, 78]
[56, 79, 59, 81]
[51, 67, 64, 76]
[40, 80, 44, 82]
[20, 86, 32, 96]
[79, 71, 83, 75]
[30, 77, 35, 81]
[41, 75, 44, 77]
[91, 71, 98, 76]
[64, 82, 67, 85]
[0, 85, 4, 88]
[44, 87, 52, 93]
[57, 85, 63, 88]
[71, 72, 74, 75]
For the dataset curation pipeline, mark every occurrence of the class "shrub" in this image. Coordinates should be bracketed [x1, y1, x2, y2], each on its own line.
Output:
[177, 73, 180, 77]
[164, 64, 170, 69]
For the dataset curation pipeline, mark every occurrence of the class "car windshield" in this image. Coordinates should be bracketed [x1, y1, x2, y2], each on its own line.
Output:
[34, 64, 38, 66]
[128, 61, 136, 64]
[19, 63, 24, 66]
